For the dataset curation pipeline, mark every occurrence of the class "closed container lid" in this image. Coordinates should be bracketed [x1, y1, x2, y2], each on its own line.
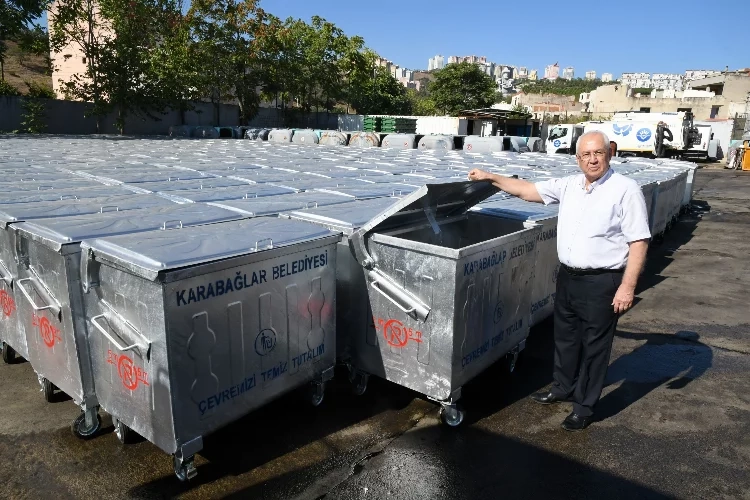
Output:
[208, 192, 351, 217]
[268, 178, 371, 192]
[0, 194, 176, 228]
[283, 197, 401, 233]
[135, 177, 250, 193]
[473, 198, 559, 221]
[0, 185, 144, 205]
[93, 170, 211, 184]
[315, 183, 418, 199]
[82, 217, 341, 280]
[158, 184, 297, 203]
[14, 203, 243, 251]
[0, 179, 106, 192]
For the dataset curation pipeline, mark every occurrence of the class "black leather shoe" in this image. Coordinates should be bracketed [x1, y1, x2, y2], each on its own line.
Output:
[561, 412, 594, 431]
[530, 391, 569, 405]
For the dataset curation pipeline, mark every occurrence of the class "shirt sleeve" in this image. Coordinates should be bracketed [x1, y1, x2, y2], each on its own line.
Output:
[534, 178, 564, 205]
[621, 186, 652, 242]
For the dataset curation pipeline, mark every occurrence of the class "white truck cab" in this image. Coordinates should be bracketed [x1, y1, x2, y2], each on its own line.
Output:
[546, 124, 584, 154]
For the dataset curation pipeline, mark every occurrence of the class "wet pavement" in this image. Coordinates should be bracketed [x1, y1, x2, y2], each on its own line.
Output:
[1, 168, 749, 499]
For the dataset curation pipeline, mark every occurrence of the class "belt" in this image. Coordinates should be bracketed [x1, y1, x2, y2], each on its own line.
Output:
[560, 264, 624, 276]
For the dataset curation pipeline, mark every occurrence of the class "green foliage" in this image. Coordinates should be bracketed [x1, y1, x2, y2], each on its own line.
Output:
[16, 25, 50, 72]
[19, 98, 47, 133]
[0, 79, 20, 95]
[495, 93, 512, 104]
[0, 0, 50, 80]
[519, 78, 605, 100]
[406, 88, 437, 116]
[631, 87, 652, 95]
[429, 62, 497, 115]
[25, 80, 54, 98]
[348, 66, 411, 115]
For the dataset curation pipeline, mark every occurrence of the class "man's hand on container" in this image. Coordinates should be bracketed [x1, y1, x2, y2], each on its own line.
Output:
[468, 168, 492, 181]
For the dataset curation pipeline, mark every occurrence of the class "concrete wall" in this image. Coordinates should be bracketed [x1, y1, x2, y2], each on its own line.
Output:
[0, 97, 339, 135]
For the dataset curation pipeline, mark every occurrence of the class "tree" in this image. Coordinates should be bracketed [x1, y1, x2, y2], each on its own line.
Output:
[348, 65, 411, 115]
[51, 0, 186, 134]
[188, 0, 268, 125]
[0, 0, 50, 80]
[429, 62, 497, 115]
[406, 88, 437, 116]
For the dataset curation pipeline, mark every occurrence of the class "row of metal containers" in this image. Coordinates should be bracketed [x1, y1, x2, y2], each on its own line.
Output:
[0, 152, 545, 481]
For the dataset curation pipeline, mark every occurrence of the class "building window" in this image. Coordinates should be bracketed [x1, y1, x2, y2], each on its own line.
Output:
[82, 57, 87, 64]
[677, 107, 692, 113]
[639, 107, 651, 112]
[710, 106, 720, 119]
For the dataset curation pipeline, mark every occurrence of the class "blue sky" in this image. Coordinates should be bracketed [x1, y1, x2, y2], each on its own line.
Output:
[267, 0, 747, 77]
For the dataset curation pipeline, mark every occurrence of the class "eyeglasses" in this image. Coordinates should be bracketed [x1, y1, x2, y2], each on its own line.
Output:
[576, 150, 608, 162]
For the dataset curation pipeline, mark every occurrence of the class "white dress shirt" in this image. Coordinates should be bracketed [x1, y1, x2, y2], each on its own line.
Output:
[535, 168, 651, 269]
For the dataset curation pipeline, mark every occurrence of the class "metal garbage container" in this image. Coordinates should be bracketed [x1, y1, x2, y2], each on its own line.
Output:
[292, 182, 541, 425]
[472, 198, 560, 327]
[0, 195, 176, 365]
[11, 204, 244, 429]
[79, 217, 341, 480]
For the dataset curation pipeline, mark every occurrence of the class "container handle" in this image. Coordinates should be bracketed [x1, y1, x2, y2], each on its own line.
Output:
[59, 194, 79, 200]
[162, 220, 183, 230]
[370, 280, 416, 315]
[0, 259, 14, 287]
[244, 193, 258, 199]
[254, 238, 273, 250]
[37, 186, 54, 191]
[15, 278, 61, 319]
[368, 269, 431, 322]
[303, 202, 318, 209]
[21, 178, 36, 182]
[90, 314, 150, 359]
[100, 205, 119, 213]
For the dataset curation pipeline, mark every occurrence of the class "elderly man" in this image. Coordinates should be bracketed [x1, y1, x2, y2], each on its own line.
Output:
[468, 130, 650, 431]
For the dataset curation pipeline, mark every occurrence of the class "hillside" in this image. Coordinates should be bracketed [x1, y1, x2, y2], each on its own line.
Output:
[1, 40, 54, 95]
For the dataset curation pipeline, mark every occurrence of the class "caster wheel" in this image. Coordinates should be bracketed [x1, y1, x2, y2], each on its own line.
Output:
[2, 342, 15, 364]
[114, 418, 134, 444]
[349, 371, 369, 396]
[42, 377, 55, 402]
[309, 382, 325, 407]
[504, 351, 519, 374]
[439, 405, 465, 427]
[71, 411, 101, 440]
[174, 456, 197, 482]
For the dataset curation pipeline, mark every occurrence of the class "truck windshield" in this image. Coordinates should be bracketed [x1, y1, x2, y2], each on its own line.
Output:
[548, 127, 568, 140]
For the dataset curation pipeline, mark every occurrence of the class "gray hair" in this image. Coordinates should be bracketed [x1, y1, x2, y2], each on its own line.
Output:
[579, 130, 611, 149]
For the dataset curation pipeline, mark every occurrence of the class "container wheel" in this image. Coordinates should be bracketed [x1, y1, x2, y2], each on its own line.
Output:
[114, 418, 134, 445]
[42, 377, 55, 402]
[309, 381, 325, 407]
[439, 405, 465, 427]
[349, 370, 369, 396]
[71, 411, 101, 440]
[1, 342, 15, 364]
[174, 456, 197, 482]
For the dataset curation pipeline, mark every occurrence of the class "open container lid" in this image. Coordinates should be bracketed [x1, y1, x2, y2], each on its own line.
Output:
[0, 194, 176, 228]
[81, 217, 341, 281]
[350, 180, 498, 267]
[13, 203, 244, 252]
[208, 192, 352, 217]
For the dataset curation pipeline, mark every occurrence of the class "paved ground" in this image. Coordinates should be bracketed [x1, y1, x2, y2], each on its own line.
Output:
[1, 168, 749, 499]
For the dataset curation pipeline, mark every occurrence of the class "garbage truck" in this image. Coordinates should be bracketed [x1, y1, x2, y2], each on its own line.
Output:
[546, 111, 702, 158]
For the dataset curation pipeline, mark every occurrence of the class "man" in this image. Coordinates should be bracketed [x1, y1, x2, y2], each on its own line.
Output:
[609, 141, 618, 158]
[468, 130, 650, 431]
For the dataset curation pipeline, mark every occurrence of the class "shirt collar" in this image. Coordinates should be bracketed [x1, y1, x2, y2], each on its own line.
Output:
[581, 167, 613, 193]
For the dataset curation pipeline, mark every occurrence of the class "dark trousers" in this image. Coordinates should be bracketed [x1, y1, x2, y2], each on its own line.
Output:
[550, 266, 622, 417]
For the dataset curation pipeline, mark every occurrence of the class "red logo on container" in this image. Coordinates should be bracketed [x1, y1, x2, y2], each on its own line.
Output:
[0, 290, 15, 318]
[375, 317, 423, 348]
[32, 313, 61, 348]
[107, 350, 149, 391]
